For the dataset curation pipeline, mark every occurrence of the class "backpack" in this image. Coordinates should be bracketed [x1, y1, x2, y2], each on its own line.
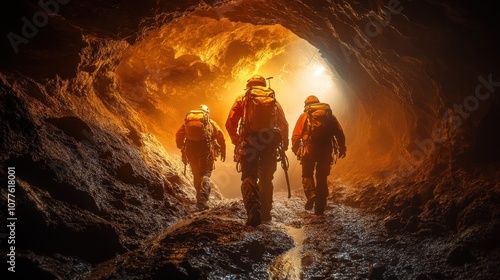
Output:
[305, 102, 334, 139]
[243, 86, 277, 132]
[184, 110, 212, 142]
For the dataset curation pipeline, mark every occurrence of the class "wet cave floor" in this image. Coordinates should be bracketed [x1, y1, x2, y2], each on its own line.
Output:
[90, 188, 500, 280]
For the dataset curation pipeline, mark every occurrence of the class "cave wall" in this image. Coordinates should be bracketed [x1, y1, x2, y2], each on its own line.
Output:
[0, 42, 202, 264]
[215, 0, 500, 182]
[1, 0, 499, 270]
[0, 1, 219, 265]
[2, 1, 499, 181]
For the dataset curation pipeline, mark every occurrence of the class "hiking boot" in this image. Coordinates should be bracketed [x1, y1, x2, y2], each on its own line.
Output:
[305, 195, 316, 210]
[246, 209, 262, 227]
[261, 211, 272, 222]
[314, 202, 325, 215]
[315, 197, 326, 215]
[314, 207, 324, 215]
[196, 202, 209, 211]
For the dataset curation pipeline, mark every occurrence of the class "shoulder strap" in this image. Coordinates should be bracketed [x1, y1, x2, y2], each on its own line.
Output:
[305, 109, 312, 137]
[240, 89, 251, 133]
[241, 96, 247, 132]
[203, 113, 213, 142]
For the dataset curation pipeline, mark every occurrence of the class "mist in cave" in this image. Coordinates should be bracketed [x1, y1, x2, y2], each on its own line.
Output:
[1, 0, 499, 279]
[114, 14, 359, 198]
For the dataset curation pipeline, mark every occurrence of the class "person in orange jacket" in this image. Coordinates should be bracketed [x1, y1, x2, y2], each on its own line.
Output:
[291, 95, 346, 215]
[226, 75, 289, 226]
[176, 105, 226, 210]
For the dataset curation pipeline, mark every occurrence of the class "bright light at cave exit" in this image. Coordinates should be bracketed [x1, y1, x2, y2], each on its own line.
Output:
[253, 38, 347, 135]
[313, 65, 326, 76]
[213, 38, 349, 197]
[115, 18, 351, 198]
[216, 37, 348, 132]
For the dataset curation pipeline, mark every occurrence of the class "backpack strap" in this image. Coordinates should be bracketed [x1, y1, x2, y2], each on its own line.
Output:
[202, 112, 210, 137]
[304, 104, 314, 140]
[240, 89, 250, 135]
[271, 90, 278, 131]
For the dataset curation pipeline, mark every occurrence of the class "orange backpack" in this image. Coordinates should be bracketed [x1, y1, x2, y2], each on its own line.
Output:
[305, 102, 334, 139]
[243, 86, 277, 132]
[184, 110, 212, 142]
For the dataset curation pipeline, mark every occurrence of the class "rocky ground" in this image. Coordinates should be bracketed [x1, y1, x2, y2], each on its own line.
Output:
[84, 188, 500, 280]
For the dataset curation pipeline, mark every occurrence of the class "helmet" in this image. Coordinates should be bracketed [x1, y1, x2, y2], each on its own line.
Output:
[246, 75, 266, 88]
[199, 104, 210, 114]
[304, 95, 320, 106]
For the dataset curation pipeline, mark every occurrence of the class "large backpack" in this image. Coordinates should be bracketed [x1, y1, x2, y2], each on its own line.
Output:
[243, 86, 277, 132]
[184, 109, 212, 142]
[305, 102, 334, 139]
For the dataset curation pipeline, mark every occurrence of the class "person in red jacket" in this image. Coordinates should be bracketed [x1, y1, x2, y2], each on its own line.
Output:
[226, 75, 289, 226]
[176, 105, 226, 210]
[291, 95, 346, 215]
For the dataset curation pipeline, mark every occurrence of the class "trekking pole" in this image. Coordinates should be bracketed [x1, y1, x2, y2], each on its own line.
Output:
[283, 157, 291, 198]
[266, 76, 274, 89]
[332, 140, 339, 165]
[277, 143, 291, 198]
[181, 144, 188, 175]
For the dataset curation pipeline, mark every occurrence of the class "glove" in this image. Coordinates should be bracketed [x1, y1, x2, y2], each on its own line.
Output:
[221, 148, 226, 162]
[339, 146, 346, 158]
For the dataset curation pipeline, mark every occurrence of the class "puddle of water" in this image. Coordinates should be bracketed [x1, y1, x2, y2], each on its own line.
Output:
[269, 226, 305, 280]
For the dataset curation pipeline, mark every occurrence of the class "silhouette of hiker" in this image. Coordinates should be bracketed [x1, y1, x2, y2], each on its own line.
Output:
[291, 95, 346, 214]
[176, 105, 226, 210]
[226, 75, 289, 226]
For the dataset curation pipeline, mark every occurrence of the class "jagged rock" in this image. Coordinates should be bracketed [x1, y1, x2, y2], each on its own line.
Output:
[405, 215, 421, 233]
[401, 206, 423, 220]
[126, 127, 142, 147]
[456, 194, 500, 248]
[386, 238, 398, 245]
[89, 213, 294, 279]
[416, 228, 433, 237]
[368, 262, 386, 279]
[447, 245, 475, 267]
[115, 162, 143, 185]
[46, 116, 94, 142]
[384, 216, 404, 232]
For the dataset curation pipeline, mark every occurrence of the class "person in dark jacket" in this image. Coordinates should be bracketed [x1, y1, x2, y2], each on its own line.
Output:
[291, 95, 346, 215]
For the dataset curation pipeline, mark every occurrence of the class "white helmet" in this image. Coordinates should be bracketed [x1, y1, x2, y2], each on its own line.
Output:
[200, 104, 210, 114]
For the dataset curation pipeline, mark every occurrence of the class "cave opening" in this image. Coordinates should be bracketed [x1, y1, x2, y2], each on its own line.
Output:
[111, 9, 432, 200]
[1, 0, 500, 278]
[114, 13, 358, 198]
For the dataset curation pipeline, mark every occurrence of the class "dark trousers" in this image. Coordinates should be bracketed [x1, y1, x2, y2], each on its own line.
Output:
[186, 140, 213, 204]
[301, 142, 333, 210]
[240, 130, 279, 218]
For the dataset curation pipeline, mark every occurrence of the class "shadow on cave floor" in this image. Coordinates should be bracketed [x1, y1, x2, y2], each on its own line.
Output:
[89, 189, 500, 280]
